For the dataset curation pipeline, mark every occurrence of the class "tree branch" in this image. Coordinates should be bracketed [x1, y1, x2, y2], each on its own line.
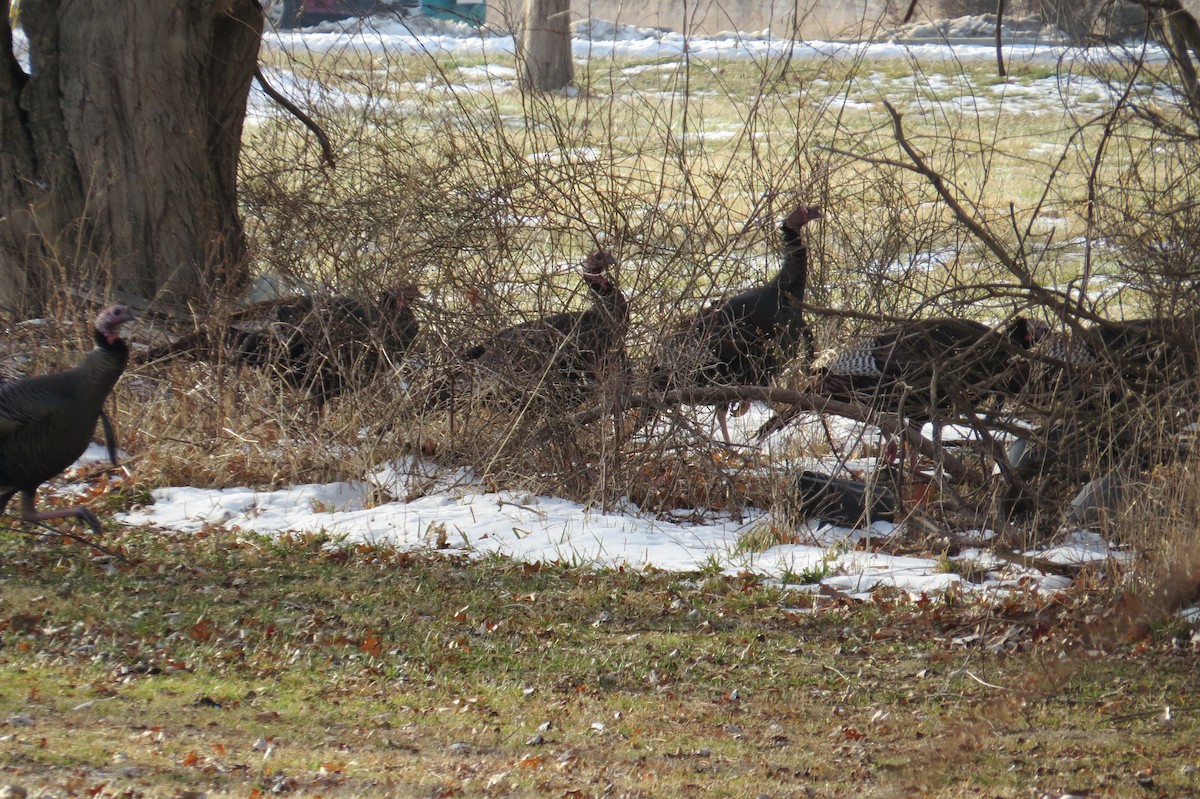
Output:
[577, 385, 972, 480]
[995, 0, 1007, 78]
[879, 100, 1105, 329]
[253, 66, 336, 169]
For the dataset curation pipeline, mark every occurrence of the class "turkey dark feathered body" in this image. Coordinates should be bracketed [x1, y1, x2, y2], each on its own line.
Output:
[148, 292, 420, 406]
[0, 332, 128, 506]
[272, 295, 418, 404]
[1000, 316, 1199, 496]
[1028, 317, 1198, 400]
[654, 222, 813, 393]
[456, 273, 629, 404]
[817, 318, 1026, 425]
[794, 469, 897, 527]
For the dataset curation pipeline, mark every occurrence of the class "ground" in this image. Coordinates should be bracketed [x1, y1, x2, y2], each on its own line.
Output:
[1, 527, 1198, 798]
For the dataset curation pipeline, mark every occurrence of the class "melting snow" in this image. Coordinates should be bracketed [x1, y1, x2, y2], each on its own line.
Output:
[107, 401, 1128, 602]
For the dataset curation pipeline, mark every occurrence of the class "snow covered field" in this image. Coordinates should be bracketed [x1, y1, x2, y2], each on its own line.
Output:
[258, 12, 1166, 65]
[249, 14, 1170, 124]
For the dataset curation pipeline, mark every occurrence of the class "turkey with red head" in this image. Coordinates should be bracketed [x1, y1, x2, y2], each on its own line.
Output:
[650, 201, 821, 441]
[431, 251, 627, 410]
[0, 305, 134, 534]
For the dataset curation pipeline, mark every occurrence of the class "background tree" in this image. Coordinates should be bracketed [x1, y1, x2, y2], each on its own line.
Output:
[0, 0, 262, 316]
[520, 0, 572, 92]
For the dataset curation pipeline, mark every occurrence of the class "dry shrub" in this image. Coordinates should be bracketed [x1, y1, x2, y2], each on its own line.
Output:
[5, 15, 1190, 622]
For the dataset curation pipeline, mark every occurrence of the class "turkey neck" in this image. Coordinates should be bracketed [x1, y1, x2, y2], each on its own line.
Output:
[777, 223, 809, 307]
[587, 279, 629, 328]
[79, 329, 130, 410]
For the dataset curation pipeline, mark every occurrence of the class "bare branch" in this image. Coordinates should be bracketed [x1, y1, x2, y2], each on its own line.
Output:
[995, 0, 1006, 78]
[253, 66, 336, 169]
[879, 100, 1104, 329]
[574, 385, 971, 480]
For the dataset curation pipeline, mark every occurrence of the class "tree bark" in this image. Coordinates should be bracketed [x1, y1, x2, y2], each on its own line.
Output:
[520, 0, 572, 92]
[1154, 0, 1200, 121]
[0, 0, 261, 316]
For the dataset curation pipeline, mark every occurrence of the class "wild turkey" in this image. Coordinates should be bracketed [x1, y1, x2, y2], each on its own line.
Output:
[0, 305, 134, 535]
[431, 251, 627, 409]
[650, 202, 822, 441]
[758, 316, 1046, 449]
[1021, 316, 1197, 403]
[998, 315, 1199, 513]
[147, 284, 421, 407]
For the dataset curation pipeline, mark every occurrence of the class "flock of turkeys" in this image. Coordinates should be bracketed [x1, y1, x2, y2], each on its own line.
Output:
[2, 199, 1197, 534]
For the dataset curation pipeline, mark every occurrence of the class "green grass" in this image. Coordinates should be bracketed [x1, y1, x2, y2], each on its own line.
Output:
[1, 527, 1197, 797]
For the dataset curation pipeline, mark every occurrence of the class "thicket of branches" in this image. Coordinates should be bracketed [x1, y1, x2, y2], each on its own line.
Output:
[13, 0, 1189, 591]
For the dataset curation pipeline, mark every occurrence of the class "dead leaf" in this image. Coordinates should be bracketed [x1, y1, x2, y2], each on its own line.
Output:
[360, 631, 383, 656]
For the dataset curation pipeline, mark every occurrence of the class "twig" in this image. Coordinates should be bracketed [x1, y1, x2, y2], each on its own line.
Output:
[994, 0, 1006, 78]
[1104, 703, 1200, 724]
[253, 66, 336, 168]
[990, 547, 1082, 577]
[955, 668, 1010, 691]
[878, 100, 1104, 328]
[798, 297, 1066, 327]
[574, 385, 971, 480]
[822, 663, 852, 683]
[13, 522, 129, 564]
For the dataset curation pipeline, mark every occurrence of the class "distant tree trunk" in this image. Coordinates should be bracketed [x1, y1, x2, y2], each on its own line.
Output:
[0, 0, 261, 316]
[1144, 0, 1200, 118]
[521, 0, 573, 92]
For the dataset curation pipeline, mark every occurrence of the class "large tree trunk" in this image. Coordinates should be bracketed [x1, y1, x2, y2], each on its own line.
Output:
[0, 0, 261, 316]
[521, 0, 572, 92]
